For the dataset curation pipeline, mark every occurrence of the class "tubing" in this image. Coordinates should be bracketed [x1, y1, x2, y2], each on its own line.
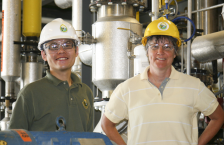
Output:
[172, 16, 196, 42]
[167, 0, 178, 18]
[166, 3, 168, 19]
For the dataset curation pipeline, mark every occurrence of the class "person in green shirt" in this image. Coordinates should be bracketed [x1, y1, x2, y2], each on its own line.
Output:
[9, 18, 93, 132]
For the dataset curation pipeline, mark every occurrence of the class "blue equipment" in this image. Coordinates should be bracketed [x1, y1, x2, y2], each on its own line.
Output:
[0, 116, 113, 145]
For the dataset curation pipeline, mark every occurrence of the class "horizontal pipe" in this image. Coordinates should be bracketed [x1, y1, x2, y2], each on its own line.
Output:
[178, 3, 224, 16]
[0, 12, 72, 24]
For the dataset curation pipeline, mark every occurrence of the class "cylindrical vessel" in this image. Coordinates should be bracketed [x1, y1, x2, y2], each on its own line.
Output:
[191, 30, 224, 62]
[92, 4, 142, 97]
[23, 0, 42, 37]
[1, 0, 21, 82]
[21, 62, 43, 88]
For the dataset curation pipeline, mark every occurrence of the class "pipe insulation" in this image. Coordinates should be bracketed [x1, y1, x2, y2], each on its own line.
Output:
[191, 30, 224, 62]
[23, 0, 42, 37]
[1, 0, 21, 82]
[71, 0, 82, 79]
[21, 62, 43, 88]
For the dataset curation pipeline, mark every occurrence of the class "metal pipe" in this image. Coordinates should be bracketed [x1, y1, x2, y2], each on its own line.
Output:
[72, 0, 82, 37]
[178, 3, 224, 16]
[71, 0, 82, 79]
[21, 62, 43, 88]
[187, 0, 192, 75]
[191, 30, 224, 62]
[151, 0, 159, 21]
[181, 42, 184, 73]
[0, 12, 72, 24]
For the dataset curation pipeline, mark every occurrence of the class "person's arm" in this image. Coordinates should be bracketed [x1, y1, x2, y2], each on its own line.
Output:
[101, 114, 126, 145]
[9, 94, 32, 130]
[198, 105, 224, 145]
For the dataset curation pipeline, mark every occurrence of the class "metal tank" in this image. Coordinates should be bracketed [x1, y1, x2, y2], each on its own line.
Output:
[92, 3, 142, 98]
[191, 0, 219, 63]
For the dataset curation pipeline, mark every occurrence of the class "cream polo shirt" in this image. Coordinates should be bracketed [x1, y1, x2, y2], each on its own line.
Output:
[104, 65, 218, 145]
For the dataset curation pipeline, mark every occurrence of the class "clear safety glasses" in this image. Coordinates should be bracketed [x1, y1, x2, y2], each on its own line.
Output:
[149, 43, 174, 51]
[44, 41, 75, 54]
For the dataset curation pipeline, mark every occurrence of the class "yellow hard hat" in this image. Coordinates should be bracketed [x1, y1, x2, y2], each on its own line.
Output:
[142, 17, 181, 47]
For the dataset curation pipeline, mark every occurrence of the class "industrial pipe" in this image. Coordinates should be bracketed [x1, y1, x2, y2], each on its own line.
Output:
[191, 30, 224, 62]
[151, 0, 159, 21]
[187, 0, 192, 75]
[178, 3, 224, 16]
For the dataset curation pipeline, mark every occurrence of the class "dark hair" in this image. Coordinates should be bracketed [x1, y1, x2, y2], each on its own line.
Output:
[145, 35, 178, 54]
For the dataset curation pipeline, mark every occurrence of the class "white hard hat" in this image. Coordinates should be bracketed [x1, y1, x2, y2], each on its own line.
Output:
[38, 18, 81, 50]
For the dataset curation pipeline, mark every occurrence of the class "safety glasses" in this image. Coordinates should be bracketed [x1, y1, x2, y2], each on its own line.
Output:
[44, 41, 75, 54]
[149, 43, 174, 51]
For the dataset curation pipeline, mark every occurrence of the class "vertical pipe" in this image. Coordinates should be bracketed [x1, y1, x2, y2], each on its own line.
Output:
[196, 0, 200, 29]
[181, 42, 184, 72]
[151, 0, 159, 21]
[1, 0, 21, 83]
[72, 0, 82, 37]
[187, 0, 192, 75]
[72, 0, 82, 79]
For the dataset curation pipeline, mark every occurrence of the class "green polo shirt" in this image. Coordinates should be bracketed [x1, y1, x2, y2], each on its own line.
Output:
[9, 71, 93, 132]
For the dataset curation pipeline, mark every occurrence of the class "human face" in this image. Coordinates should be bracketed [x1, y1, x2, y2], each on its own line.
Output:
[147, 38, 176, 71]
[41, 39, 78, 73]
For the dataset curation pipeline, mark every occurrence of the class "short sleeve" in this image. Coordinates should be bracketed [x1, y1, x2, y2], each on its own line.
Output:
[194, 82, 219, 116]
[104, 84, 128, 123]
[9, 92, 34, 130]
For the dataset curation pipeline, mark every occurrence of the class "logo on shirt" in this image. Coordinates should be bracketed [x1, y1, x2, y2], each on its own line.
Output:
[82, 99, 88, 109]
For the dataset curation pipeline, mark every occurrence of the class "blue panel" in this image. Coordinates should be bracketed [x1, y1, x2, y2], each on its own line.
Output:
[0, 130, 113, 145]
[30, 131, 113, 145]
[0, 129, 38, 145]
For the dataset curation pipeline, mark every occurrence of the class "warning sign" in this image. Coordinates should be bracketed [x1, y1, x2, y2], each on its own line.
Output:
[14, 130, 32, 142]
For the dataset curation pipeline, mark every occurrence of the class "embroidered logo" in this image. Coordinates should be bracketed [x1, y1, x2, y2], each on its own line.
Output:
[157, 22, 169, 31]
[82, 99, 88, 109]
[60, 24, 67, 32]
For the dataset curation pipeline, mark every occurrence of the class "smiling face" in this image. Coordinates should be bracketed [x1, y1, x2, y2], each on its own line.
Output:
[147, 36, 176, 72]
[41, 39, 78, 73]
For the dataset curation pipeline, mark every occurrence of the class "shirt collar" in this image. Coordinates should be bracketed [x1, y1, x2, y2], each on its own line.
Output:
[46, 71, 82, 86]
[140, 65, 180, 80]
